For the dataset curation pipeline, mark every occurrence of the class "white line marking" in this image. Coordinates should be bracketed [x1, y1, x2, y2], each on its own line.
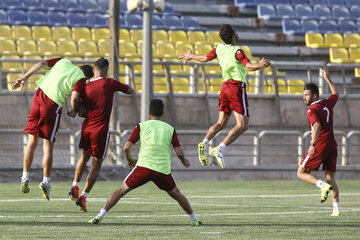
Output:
[200, 232, 222, 235]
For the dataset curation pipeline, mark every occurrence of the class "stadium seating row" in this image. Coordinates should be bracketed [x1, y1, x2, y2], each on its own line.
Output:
[329, 47, 360, 63]
[282, 18, 360, 34]
[258, 4, 360, 20]
[235, 0, 360, 7]
[305, 32, 360, 48]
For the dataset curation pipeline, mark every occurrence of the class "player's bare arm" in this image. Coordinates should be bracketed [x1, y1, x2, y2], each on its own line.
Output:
[246, 57, 271, 71]
[174, 146, 190, 168]
[67, 91, 81, 118]
[126, 87, 135, 95]
[323, 70, 339, 97]
[178, 48, 208, 64]
[123, 141, 137, 168]
[308, 122, 321, 158]
[12, 61, 47, 91]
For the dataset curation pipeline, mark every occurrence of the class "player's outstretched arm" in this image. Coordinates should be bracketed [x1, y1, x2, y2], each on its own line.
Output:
[323, 69, 339, 98]
[174, 146, 190, 168]
[178, 48, 208, 64]
[12, 61, 47, 91]
[123, 141, 137, 168]
[246, 57, 271, 71]
[67, 91, 81, 118]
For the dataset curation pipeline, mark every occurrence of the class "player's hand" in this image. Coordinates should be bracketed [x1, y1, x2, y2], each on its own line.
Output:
[178, 48, 193, 64]
[182, 158, 190, 168]
[308, 146, 316, 158]
[127, 159, 137, 168]
[260, 58, 271, 68]
[12, 77, 27, 91]
[67, 109, 77, 118]
[322, 69, 331, 81]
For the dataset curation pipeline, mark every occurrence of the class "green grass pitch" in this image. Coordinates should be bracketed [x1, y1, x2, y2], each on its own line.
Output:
[0, 180, 359, 239]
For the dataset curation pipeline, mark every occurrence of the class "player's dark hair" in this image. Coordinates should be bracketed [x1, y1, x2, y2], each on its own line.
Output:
[304, 83, 319, 97]
[94, 57, 109, 71]
[219, 24, 235, 44]
[79, 65, 94, 79]
[149, 99, 164, 117]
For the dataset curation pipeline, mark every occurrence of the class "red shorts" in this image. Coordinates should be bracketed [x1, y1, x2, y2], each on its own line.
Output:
[301, 145, 337, 172]
[219, 79, 249, 116]
[24, 88, 62, 142]
[79, 125, 110, 159]
[124, 166, 176, 191]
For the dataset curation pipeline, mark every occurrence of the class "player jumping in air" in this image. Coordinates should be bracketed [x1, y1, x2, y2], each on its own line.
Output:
[13, 58, 93, 201]
[88, 99, 202, 226]
[68, 58, 134, 213]
[297, 69, 340, 216]
[178, 24, 271, 169]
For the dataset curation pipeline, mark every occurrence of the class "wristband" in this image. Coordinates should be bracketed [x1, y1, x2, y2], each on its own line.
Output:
[310, 143, 316, 147]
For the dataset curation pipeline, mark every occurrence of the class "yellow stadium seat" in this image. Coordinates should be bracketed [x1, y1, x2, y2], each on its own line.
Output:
[57, 40, 81, 57]
[120, 28, 131, 41]
[287, 79, 305, 94]
[355, 68, 360, 77]
[153, 77, 168, 92]
[72, 27, 92, 40]
[188, 31, 206, 43]
[134, 77, 142, 92]
[68, 57, 85, 67]
[119, 41, 140, 58]
[23, 55, 42, 70]
[130, 29, 142, 41]
[0, 25, 12, 39]
[349, 48, 360, 62]
[324, 33, 344, 48]
[153, 58, 164, 74]
[194, 43, 213, 55]
[2, 55, 22, 72]
[209, 78, 223, 92]
[27, 73, 43, 91]
[12, 25, 31, 39]
[52, 26, 72, 40]
[305, 33, 328, 48]
[198, 59, 221, 75]
[17, 39, 37, 56]
[7, 73, 23, 91]
[136, 40, 156, 55]
[329, 48, 353, 63]
[153, 30, 168, 42]
[206, 31, 222, 44]
[266, 79, 287, 94]
[124, 57, 142, 74]
[37, 40, 58, 56]
[239, 45, 260, 62]
[91, 28, 109, 42]
[32, 26, 52, 40]
[98, 39, 109, 55]
[198, 78, 210, 93]
[0, 39, 18, 55]
[247, 79, 255, 94]
[78, 40, 104, 57]
[168, 30, 187, 43]
[263, 66, 287, 76]
[163, 58, 187, 74]
[175, 42, 193, 56]
[343, 33, 360, 48]
[172, 77, 189, 93]
[156, 42, 176, 58]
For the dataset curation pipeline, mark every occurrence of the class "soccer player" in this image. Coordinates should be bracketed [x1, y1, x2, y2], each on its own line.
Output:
[88, 99, 202, 226]
[12, 58, 93, 201]
[68, 58, 134, 213]
[178, 24, 271, 169]
[297, 69, 340, 216]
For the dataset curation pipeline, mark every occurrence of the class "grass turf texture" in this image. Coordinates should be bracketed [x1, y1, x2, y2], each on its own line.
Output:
[0, 180, 359, 239]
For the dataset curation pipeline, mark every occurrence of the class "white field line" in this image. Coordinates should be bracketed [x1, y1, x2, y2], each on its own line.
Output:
[1, 208, 360, 219]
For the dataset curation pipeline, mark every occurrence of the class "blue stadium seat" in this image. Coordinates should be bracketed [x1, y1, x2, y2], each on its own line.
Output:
[152, 15, 165, 29]
[120, 0, 127, 14]
[272, 0, 290, 4]
[48, 12, 68, 26]
[282, 19, 303, 34]
[332, 6, 351, 19]
[350, 6, 360, 19]
[125, 13, 143, 28]
[8, 10, 29, 25]
[309, 0, 327, 5]
[346, 0, 360, 6]
[23, 0, 42, 8]
[319, 19, 338, 33]
[79, 0, 98, 12]
[358, 21, 360, 33]
[313, 5, 332, 19]
[302, 19, 320, 32]
[295, 5, 313, 19]
[276, 5, 295, 18]
[254, 0, 269, 3]
[68, 13, 88, 27]
[28, 10, 48, 26]
[328, 0, 345, 5]
[257, 4, 277, 19]
[98, 0, 109, 10]
[291, 0, 308, 4]
[339, 19, 357, 33]
[2, 0, 22, 7]
[87, 13, 108, 28]
[181, 16, 206, 31]
[164, 2, 174, 12]
[61, 0, 79, 9]
[0, 9, 9, 24]
[234, 0, 255, 8]
[42, 0, 61, 9]
[162, 15, 184, 30]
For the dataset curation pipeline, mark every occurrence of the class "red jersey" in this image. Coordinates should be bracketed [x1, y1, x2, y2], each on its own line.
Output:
[306, 94, 338, 149]
[80, 77, 129, 130]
